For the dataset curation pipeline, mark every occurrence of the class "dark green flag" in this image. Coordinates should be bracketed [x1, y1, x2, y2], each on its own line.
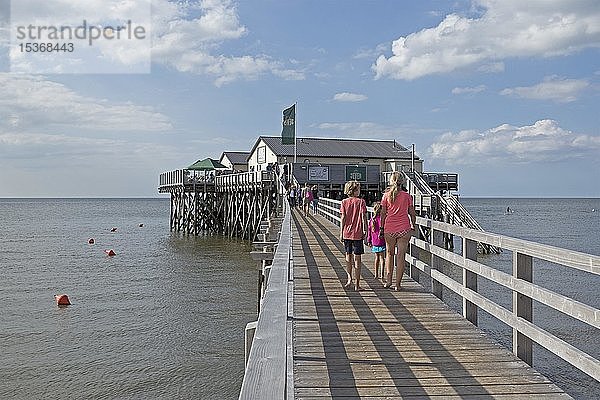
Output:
[281, 104, 295, 145]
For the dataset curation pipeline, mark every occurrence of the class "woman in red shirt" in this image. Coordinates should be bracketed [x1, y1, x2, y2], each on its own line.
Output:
[380, 172, 416, 290]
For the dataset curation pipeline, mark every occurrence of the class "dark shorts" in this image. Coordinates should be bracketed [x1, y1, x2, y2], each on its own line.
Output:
[344, 239, 364, 255]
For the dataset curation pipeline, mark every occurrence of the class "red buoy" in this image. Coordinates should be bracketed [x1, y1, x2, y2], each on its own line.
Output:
[55, 294, 71, 306]
[105, 249, 116, 256]
[88, 238, 95, 245]
[110, 227, 117, 232]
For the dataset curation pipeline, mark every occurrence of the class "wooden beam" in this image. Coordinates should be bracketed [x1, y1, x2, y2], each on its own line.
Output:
[513, 251, 533, 366]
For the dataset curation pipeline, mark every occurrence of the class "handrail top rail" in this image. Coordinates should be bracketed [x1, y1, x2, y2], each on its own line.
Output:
[239, 204, 291, 399]
[318, 197, 599, 274]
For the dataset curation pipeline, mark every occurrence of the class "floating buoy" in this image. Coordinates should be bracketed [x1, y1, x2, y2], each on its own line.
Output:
[55, 294, 71, 306]
[139, 223, 144, 227]
[105, 249, 116, 256]
[110, 227, 117, 232]
[88, 238, 95, 245]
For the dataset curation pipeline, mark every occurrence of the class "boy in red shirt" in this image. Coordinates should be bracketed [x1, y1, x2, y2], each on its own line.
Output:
[339, 180, 368, 291]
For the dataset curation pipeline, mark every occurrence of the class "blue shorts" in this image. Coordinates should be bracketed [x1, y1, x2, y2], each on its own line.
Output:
[371, 245, 386, 253]
[344, 239, 364, 255]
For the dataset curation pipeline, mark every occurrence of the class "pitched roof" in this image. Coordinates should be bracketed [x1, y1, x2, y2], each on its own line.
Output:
[221, 151, 250, 164]
[254, 136, 418, 160]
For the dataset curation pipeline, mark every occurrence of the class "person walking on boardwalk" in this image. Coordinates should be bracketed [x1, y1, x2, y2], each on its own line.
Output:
[288, 185, 296, 208]
[380, 172, 416, 291]
[366, 201, 386, 282]
[340, 180, 368, 291]
[311, 185, 319, 215]
[304, 183, 314, 216]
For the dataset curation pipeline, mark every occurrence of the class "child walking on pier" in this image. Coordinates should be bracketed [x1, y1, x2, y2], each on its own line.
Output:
[340, 180, 367, 291]
[366, 202, 386, 281]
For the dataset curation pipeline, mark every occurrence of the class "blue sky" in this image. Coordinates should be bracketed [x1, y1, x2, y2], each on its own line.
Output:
[0, 0, 598, 197]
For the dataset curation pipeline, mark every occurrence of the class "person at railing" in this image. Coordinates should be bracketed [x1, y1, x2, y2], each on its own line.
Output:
[366, 201, 386, 282]
[380, 171, 417, 291]
[340, 180, 368, 291]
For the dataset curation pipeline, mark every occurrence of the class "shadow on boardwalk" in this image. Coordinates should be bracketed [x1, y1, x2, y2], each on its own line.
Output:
[291, 210, 570, 399]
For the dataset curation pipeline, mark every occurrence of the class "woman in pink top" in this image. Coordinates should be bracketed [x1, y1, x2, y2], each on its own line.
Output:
[380, 172, 416, 290]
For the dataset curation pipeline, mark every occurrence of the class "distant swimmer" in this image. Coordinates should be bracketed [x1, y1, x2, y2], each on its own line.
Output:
[110, 227, 117, 232]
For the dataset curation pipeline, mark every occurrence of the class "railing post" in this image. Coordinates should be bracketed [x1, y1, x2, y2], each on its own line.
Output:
[409, 228, 420, 282]
[431, 228, 444, 299]
[513, 251, 533, 366]
[244, 321, 257, 367]
[463, 238, 478, 325]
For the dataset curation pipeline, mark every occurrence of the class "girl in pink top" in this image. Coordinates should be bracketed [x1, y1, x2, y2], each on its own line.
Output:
[380, 172, 416, 290]
[340, 180, 367, 291]
[366, 202, 386, 281]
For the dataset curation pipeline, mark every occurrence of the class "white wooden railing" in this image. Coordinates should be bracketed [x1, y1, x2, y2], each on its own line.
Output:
[158, 169, 275, 191]
[239, 202, 293, 399]
[316, 196, 600, 380]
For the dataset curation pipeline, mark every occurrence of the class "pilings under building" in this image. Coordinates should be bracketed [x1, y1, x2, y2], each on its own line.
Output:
[159, 169, 281, 240]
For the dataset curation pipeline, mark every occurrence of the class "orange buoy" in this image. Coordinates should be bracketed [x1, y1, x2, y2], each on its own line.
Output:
[105, 249, 116, 256]
[110, 227, 117, 232]
[88, 238, 95, 245]
[55, 294, 71, 306]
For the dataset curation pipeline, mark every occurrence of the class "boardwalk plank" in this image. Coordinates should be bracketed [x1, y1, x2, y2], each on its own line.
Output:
[292, 211, 572, 399]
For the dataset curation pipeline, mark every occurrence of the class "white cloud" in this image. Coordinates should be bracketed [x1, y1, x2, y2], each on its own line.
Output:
[150, 0, 303, 85]
[353, 43, 388, 60]
[428, 119, 600, 164]
[8, 0, 303, 83]
[0, 74, 172, 132]
[373, 0, 600, 80]
[452, 85, 486, 94]
[332, 92, 368, 102]
[500, 76, 589, 102]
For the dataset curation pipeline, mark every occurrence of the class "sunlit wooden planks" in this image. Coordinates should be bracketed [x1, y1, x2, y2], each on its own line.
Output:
[291, 211, 571, 399]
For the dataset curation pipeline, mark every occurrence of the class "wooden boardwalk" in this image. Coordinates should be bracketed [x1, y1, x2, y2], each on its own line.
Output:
[291, 211, 571, 399]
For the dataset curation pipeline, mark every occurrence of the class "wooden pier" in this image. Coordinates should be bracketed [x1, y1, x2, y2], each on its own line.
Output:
[291, 211, 569, 399]
[159, 169, 280, 239]
[239, 202, 600, 399]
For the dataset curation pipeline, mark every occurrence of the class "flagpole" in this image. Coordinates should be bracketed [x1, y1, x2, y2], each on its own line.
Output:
[294, 101, 297, 163]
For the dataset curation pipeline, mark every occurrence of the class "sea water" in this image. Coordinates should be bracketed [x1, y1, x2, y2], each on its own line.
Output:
[0, 198, 256, 399]
[0, 198, 598, 399]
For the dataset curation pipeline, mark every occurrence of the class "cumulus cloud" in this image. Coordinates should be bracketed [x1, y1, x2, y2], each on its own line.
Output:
[332, 92, 368, 102]
[8, 0, 302, 83]
[0, 74, 172, 132]
[500, 76, 589, 102]
[150, 0, 303, 85]
[373, 0, 600, 80]
[428, 119, 600, 164]
[452, 85, 486, 94]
